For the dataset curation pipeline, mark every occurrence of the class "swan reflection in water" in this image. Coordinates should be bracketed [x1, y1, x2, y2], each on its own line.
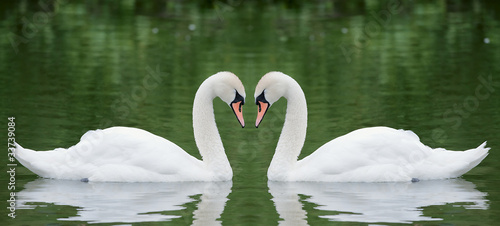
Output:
[17, 179, 232, 224]
[269, 179, 488, 224]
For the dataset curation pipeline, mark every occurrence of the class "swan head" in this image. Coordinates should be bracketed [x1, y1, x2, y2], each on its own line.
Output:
[254, 71, 293, 127]
[211, 71, 246, 128]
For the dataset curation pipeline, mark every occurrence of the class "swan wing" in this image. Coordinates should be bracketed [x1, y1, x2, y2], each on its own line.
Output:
[15, 127, 208, 182]
[294, 127, 489, 182]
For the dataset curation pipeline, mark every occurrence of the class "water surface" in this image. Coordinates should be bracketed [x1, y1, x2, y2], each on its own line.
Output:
[1, 1, 499, 225]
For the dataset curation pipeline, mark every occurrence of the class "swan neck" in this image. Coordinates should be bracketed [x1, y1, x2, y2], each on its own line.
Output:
[193, 80, 232, 179]
[269, 80, 307, 180]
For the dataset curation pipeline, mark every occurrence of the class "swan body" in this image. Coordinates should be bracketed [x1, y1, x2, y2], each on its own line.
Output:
[15, 72, 246, 182]
[255, 71, 489, 182]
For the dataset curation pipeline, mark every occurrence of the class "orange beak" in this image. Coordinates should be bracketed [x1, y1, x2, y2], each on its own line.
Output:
[255, 101, 270, 128]
[231, 101, 245, 128]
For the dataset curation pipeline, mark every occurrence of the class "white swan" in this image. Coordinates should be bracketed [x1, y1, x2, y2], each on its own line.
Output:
[15, 71, 246, 182]
[254, 71, 490, 182]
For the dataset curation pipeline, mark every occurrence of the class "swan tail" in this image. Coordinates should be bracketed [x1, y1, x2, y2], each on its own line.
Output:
[461, 141, 489, 172]
[416, 142, 489, 180]
[447, 141, 490, 178]
[14, 143, 37, 171]
[14, 143, 68, 179]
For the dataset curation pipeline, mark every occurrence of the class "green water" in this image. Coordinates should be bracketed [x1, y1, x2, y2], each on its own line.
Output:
[1, 0, 500, 225]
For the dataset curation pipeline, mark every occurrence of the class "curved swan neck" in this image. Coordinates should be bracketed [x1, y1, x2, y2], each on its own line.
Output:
[268, 78, 308, 180]
[193, 78, 232, 179]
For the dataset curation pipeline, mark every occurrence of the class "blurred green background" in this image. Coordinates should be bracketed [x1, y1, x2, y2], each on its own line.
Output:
[1, 0, 499, 225]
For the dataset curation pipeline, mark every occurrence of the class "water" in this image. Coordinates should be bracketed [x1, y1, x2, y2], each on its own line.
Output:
[1, 1, 500, 225]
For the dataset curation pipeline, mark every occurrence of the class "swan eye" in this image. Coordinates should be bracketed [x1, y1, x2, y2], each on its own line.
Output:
[255, 91, 267, 106]
[232, 91, 245, 106]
